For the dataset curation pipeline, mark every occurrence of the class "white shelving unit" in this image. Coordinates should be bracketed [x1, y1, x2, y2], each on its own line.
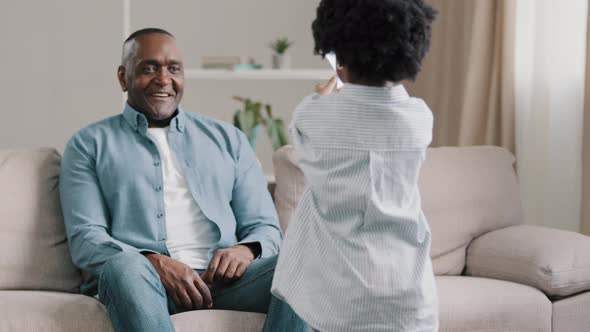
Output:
[185, 69, 333, 81]
[122, 1, 332, 82]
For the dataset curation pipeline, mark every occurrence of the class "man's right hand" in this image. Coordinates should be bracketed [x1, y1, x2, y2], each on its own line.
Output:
[143, 253, 213, 310]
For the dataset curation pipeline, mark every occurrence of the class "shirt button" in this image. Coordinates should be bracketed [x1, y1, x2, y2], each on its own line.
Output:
[155, 186, 162, 192]
[157, 213, 164, 218]
[154, 161, 161, 166]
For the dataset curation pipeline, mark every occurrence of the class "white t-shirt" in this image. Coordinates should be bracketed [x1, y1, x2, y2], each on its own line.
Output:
[147, 127, 220, 269]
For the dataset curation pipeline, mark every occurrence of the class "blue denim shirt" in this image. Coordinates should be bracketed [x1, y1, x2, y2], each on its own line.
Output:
[59, 103, 281, 290]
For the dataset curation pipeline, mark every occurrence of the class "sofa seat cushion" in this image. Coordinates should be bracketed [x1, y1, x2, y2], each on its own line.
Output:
[0, 291, 267, 332]
[172, 310, 265, 332]
[437, 276, 551, 332]
[552, 291, 590, 332]
[0, 290, 112, 331]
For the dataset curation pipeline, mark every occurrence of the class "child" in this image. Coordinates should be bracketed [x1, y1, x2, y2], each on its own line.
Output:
[270, 0, 439, 331]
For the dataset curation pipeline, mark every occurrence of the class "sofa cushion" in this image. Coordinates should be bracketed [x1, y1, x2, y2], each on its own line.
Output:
[0, 290, 112, 331]
[552, 291, 590, 332]
[0, 290, 267, 332]
[272, 145, 305, 233]
[419, 146, 522, 275]
[437, 276, 551, 332]
[272, 146, 522, 276]
[172, 310, 265, 332]
[0, 148, 81, 292]
[466, 225, 590, 297]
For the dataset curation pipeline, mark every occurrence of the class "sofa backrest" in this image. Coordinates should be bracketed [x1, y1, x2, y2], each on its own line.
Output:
[273, 145, 522, 276]
[0, 148, 81, 292]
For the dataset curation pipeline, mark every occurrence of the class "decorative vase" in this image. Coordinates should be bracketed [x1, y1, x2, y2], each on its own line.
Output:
[272, 54, 291, 69]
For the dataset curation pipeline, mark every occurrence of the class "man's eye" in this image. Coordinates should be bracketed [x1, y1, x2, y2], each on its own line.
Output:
[169, 66, 181, 74]
[143, 66, 157, 73]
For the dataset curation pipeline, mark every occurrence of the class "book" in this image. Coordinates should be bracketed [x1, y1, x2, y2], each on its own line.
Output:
[201, 56, 263, 70]
[201, 56, 241, 70]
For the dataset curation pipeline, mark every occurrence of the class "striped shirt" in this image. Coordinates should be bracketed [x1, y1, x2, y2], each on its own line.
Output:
[271, 84, 439, 332]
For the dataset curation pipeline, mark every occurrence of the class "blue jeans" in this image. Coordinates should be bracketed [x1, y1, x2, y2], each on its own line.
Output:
[97, 251, 311, 332]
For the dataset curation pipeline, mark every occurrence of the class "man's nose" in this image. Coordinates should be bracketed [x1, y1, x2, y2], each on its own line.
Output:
[155, 68, 172, 85]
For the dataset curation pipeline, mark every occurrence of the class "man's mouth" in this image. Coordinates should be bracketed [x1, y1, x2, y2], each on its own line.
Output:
[147, 92, 175, 98]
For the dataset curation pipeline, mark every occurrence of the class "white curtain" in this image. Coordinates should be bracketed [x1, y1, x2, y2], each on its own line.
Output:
[515, 0, 588, 231]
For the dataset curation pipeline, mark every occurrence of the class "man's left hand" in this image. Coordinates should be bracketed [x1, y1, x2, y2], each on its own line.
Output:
[201, 244, 257, 285]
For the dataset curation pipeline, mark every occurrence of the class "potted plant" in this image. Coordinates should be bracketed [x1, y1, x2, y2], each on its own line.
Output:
[232, 96, 288, 151]
[269, 37, 294, 69]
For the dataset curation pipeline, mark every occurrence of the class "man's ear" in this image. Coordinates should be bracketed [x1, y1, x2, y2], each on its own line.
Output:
[117, 66, 128, 92]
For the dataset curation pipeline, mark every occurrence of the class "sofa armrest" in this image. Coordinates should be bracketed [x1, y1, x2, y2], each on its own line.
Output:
[465, 225, 590, 297]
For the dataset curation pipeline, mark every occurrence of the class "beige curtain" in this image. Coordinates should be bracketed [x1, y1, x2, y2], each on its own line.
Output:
[406, 0, 516, 153]
[581, 6, 590, 235]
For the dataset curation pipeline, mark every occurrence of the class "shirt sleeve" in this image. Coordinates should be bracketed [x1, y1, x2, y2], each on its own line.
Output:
[59, 134, 156, 276]
[289, 119, 308, 151]
[231, 131, 282, 258]
[288, 94, 318, 151]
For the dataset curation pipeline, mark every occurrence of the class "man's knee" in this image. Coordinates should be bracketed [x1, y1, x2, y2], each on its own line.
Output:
[240, 254, 278, 286]
[255, 254, 278, 272]
[99, 251, 159, 295]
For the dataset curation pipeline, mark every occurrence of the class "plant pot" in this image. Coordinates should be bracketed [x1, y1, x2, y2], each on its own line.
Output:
[272, 54, 291, 69]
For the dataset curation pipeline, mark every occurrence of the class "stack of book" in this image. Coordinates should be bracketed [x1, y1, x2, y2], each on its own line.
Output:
[201, 56, 262, 70]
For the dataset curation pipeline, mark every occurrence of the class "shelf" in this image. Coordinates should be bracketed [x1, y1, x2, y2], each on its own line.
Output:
[184, 69, 334, 80]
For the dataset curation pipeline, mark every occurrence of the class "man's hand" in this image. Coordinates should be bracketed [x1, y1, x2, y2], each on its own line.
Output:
[200, 244, 257, 285]
[144, 253, 213, 310]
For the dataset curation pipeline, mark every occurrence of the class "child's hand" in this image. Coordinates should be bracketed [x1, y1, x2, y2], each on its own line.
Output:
[315, 76, 339, 96]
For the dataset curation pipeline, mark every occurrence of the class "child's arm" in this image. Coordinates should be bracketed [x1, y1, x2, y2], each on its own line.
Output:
[315, 76, 338, 96]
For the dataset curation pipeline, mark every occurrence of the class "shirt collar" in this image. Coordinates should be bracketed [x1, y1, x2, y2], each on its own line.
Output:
[123, 102, 185, 133]
[339, 83, 410, 103]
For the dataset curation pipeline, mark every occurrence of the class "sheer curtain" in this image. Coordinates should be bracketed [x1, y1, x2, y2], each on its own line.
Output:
[408, 0, 587, 231]
[515, 0, 588, 231]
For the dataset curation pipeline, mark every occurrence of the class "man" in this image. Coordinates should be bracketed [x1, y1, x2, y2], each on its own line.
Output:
[59, 28, 309, 332]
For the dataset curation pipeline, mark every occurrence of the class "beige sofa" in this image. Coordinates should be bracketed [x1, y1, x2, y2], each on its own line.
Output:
[1, 146, 590, 331]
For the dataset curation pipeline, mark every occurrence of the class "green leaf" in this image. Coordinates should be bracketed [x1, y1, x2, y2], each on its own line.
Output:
[232, 96, 287, 151]
[269, 37, 293, 54]
[275, 119, 288, 148]
[265, 118, 288, 150]
[233, 111, 241, 129]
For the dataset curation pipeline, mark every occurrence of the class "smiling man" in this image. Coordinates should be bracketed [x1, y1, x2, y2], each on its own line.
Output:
[59, 28, 310, 332]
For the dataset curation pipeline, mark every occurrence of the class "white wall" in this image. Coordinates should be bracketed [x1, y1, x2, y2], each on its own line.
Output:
[0, 1, 122, 153]
[0, 0, 326, 174]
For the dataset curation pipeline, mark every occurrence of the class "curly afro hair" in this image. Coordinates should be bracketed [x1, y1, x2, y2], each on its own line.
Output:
[312, 0, 436, 83]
